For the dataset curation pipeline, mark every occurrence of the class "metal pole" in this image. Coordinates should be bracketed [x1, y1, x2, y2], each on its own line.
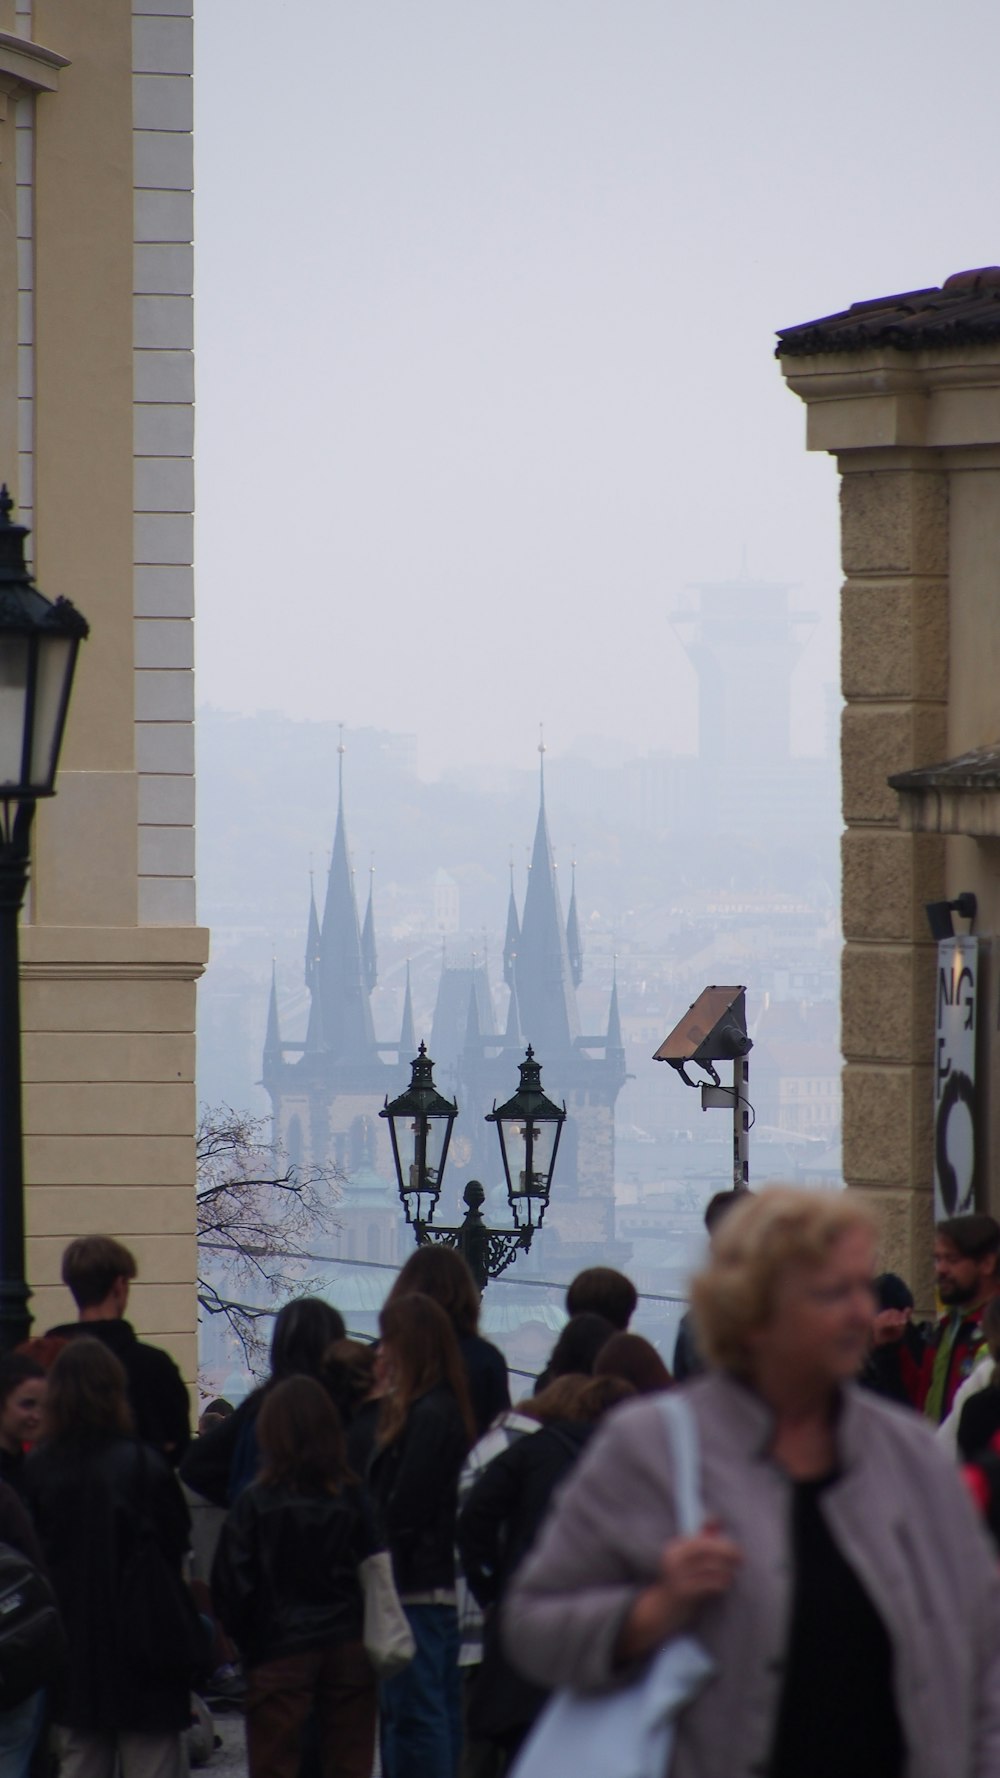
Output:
[733, 1055, 750, 1191]
[0, 803, 33, 1350]
[456, 1182, 490, 1293]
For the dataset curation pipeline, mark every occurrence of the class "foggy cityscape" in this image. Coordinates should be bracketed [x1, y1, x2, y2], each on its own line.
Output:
[197, 577, 841, 1390]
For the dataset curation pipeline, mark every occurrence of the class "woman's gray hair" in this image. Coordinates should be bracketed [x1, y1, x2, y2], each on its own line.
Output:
[690, 1186, 876, 1378]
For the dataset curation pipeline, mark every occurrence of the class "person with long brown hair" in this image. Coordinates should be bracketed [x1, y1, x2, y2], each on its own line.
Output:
[370, 1292, 474, 1778]
[212, 1375, 378, 1778]
[23, 1337, 193, 1778]
[385, 1247, 509, 1436]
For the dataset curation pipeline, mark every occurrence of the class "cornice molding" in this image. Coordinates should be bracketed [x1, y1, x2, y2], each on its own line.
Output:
[0, 30, 69, 102]
[21, 959, 206, 984]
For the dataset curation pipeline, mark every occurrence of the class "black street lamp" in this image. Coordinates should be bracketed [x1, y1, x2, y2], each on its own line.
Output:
[486, 1045, 566, 1235]
[0, 488, 89, 1349]
[380, 1043, 458, 1232]
[382, 1042, 566, 1291]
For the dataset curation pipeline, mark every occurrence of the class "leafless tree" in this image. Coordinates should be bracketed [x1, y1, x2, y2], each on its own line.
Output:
[196, 1104, 341, 1374]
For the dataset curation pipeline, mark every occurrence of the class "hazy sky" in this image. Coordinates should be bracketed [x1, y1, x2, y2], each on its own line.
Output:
[193, 1, 1000, 778]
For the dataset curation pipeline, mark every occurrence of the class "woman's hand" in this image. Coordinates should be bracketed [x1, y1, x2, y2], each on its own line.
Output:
[615, 1522, 742, 1665]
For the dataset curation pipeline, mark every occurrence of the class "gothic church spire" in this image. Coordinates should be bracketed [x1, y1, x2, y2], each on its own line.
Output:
[318, 733, 376, 1058]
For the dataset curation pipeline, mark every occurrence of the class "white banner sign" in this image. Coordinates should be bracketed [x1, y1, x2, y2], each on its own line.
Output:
[934, 936, 978, 1221]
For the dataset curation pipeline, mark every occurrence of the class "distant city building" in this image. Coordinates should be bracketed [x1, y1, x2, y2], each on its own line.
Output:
[432, 869, 460, 934]
[262, 754, 628, 1271]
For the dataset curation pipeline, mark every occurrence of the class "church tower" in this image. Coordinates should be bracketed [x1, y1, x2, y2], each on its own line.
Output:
[261, 739, 403, 1269]
[433, 740, 628, 1259]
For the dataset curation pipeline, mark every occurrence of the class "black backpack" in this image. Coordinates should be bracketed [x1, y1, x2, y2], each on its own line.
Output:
[0, 1541, 66, 1707]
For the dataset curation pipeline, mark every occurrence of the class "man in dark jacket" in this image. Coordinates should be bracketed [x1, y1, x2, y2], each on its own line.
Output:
[673, 1188, 749, 1381]
[922, 1214, 1000, 1422]
[47, 1236, 190, 1464]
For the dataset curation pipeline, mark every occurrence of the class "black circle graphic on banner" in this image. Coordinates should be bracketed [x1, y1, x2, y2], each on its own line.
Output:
[936, 1069, 976, 1217]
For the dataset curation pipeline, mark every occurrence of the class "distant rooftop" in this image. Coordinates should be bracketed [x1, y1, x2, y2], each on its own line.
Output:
[776, 268, 1000, 357]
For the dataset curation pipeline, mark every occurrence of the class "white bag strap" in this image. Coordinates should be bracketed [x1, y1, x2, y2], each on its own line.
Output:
[660, 1391, 703, 1538]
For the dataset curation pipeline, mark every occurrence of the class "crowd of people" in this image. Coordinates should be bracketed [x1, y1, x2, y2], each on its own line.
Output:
[0, 1198, 999, 1778]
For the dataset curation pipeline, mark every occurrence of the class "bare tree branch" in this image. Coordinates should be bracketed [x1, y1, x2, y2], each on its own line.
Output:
[196, 1104, 343, 1377]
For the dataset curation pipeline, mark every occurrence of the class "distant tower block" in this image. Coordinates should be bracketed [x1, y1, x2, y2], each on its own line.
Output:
[672, 580, 816, 770]
[433, 869, 460, 934]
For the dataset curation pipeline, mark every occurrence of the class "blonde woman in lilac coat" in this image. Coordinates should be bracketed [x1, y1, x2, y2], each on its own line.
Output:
[505, 1188, 1000, 1778]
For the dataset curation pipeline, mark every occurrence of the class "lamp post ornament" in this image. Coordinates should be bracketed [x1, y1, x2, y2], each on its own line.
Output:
[0, 486, 89, 1348]
[381, 1042, 566, 1292]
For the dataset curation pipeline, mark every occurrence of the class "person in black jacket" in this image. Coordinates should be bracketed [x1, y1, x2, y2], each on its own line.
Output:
[23, 1337, 193, 1778]
[369, 1293, 475, 1778]
[673, 1189, 750, 1381]
[956, 1295, 1000, 1459]
[212, 1376, 378, 1778]
[456, 1374, 633, 1765]
[46, 1236, 190, 1465]
[180, 1296, 347, 1510]
[0, 1474, 53, 1778]
[384, 1247, 509, 1436]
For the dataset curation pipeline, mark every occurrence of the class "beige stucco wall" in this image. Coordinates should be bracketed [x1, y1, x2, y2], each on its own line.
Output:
[0, 0, 206, 1374]
[783, 345, 1000, 1305]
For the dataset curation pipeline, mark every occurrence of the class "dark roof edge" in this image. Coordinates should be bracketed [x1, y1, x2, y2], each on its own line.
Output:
[889, 743, 1000, 794]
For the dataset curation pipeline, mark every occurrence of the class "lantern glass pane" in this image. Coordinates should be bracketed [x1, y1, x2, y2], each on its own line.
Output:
[29, 635, 73, 793]
[423, 1115, 450, 1190]
[398, 1112, 450, 1194]
[0, 637, 30, 793]
[506, 1116, 558, 1200]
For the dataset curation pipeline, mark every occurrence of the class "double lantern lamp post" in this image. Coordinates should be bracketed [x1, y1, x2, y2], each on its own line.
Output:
[380, 1042, 566, 1291]
[0, 488, 89, 1349]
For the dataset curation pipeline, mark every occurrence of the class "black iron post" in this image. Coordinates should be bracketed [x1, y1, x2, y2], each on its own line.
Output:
[415, 1179, 532, 1292]
[0, 802, 33, 1348]
[0, 486, 89, 1351]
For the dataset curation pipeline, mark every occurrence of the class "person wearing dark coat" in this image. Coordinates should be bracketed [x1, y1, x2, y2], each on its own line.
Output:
[0, 1476, 51, 1778]
[47, 1235, 190, 1465]
[858, 1271, 928, 1407]
[180, 1296, 347, 1507]
[532, 1312, 615, 1395]
[212, 1378, 378, 1778]
[23, 1338, 193, 1778]
[456, 1374, 633, 1764]
[673, 1188, 751, 1381]
[369, 1295, 475, 1778]
[383, 1247, 509, 1437]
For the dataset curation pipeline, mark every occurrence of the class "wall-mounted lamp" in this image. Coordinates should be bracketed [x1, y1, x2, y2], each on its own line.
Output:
[925, 893, 977, 942]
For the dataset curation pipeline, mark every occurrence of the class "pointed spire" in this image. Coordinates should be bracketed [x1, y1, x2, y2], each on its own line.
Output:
[566, 856, 583, 989]
[318, 733, 377, 1058]
[503, 854, 520, 988]
[538, 722, 546, 807]
[305, 980, 326, 1053]
[606, 957, 623, 1054]
[361, 860, 378, 993]
[513, 741, 579, 1054]
[464, 979, 481, 1052]
[263, 962, 283, 1073]
[504, 975, 522, 1046]
[399, 961, 415, 1057]
[304, 870, 321, 992]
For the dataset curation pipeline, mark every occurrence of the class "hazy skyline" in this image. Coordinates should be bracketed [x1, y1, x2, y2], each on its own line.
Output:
[193, 1, 999, 777]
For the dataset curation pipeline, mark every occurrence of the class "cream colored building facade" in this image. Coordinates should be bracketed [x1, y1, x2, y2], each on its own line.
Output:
[0, 0, 205, 1372]
[779, 270, 1000, 1303]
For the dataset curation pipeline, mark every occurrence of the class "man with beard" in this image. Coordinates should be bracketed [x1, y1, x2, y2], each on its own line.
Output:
[921, 1214, 1000, 1424]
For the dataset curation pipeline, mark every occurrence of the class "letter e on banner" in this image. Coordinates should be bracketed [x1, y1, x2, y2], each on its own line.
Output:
[934, 936, 978, 1220]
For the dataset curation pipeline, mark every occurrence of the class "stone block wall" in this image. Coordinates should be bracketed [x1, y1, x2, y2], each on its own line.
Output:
[837, 463, 949, 1302]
